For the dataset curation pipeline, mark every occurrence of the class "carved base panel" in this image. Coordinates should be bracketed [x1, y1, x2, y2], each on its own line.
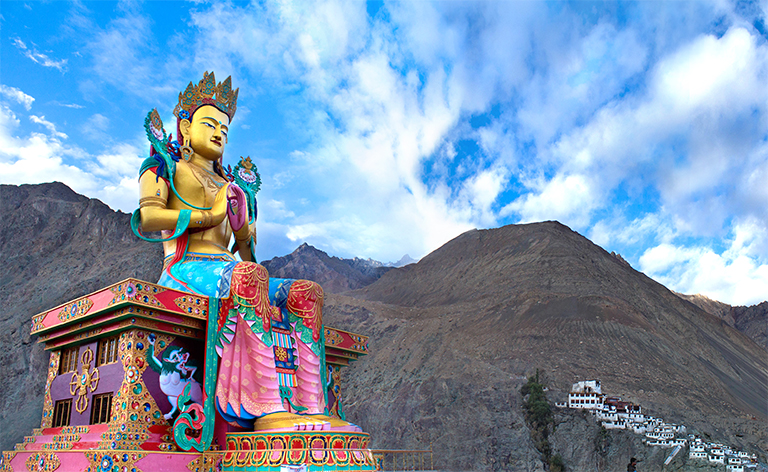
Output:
[223, 431, 376, 472]
[1, 449, 213, 472]
[1, 431, 377, 472]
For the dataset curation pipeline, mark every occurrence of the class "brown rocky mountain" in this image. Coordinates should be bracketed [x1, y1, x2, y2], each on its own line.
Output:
[678, 293, 768, 350]
[1, 183, 766, 472]
[332, 223, 767, 470]
[261, 243, 392, 293]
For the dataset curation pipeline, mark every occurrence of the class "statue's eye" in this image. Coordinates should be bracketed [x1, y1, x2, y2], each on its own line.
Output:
[221, 130, 228, 139]
[203, 122, 216, 129]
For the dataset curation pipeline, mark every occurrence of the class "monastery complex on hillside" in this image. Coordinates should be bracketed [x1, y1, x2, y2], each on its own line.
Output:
[555, 380, 758, 471]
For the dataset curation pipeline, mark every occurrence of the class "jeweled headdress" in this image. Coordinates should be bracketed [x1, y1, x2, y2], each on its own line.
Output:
[173, 71, 239, 121]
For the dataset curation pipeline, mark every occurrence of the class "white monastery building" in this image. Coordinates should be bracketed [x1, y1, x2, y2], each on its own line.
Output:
[558, 380, 760, 471]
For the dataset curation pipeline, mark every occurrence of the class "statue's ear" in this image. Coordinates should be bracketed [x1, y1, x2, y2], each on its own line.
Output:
[179, 119, 191, 140]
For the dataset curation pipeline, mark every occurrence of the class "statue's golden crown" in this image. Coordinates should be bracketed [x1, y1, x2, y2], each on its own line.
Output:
[173, 71, 239, 121]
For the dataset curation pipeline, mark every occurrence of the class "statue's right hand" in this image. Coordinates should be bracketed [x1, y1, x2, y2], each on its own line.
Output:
[211, 184, 231, 225]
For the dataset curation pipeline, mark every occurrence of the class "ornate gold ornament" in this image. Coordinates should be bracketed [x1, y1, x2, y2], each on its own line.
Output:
[69, 348, 100, 414]
[174, 71, 239, 121]
[181, 137, 193, 162]
[57, 298, 94, 323]
[40, 351, 61, 428]
[24, 452, 61, 472]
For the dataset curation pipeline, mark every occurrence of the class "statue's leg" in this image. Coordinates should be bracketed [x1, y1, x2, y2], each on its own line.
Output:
[219, 264, 329, 431]
[216, 262, 284, 428]
[286, 280, 327, 414]
[286, 281, 362, 432]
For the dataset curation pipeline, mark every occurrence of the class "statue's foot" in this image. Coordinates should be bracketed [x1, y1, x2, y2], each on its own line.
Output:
[254, 412, 330, 432]
[309, 414, 363, 433]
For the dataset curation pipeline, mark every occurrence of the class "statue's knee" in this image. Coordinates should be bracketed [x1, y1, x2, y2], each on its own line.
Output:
[235, 260, 265, 272]
[286, 280, 324, 320]
[290, 280, 324, 303]
[231, 262, 270, 298]
[301, 280, 323, 297]
[233, 261, 268, 281]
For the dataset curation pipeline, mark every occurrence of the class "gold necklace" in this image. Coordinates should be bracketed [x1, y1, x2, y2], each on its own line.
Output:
[188, 162, 225, 191]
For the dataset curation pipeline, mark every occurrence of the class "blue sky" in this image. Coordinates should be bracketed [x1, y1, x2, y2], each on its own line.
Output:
[2, 1, 768, 305]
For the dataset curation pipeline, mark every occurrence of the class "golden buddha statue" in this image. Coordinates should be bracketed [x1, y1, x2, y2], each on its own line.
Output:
[133, 72, 356, 439]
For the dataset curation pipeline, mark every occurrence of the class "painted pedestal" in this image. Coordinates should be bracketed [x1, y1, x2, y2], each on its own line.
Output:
[0, 279, 373, 472]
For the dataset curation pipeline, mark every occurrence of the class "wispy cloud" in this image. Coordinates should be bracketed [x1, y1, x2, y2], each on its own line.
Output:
[0, 85, 35, 110]
[50, 101, 85, 109]
[11, 37, 68, 72]
[72, 3, 179, 102]
[82, 113, 110, 142]
[29, 115, 67, 139]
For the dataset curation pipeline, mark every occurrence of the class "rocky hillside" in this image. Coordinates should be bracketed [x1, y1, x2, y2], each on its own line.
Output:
[0, 183, 162, 452]
[333, 222, 767, 469]
[261, 243, 391, 293]
[678, 293, 767, 350]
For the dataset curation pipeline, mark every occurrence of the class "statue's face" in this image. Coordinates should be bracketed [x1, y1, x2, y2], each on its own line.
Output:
[181, 104, 230, 161]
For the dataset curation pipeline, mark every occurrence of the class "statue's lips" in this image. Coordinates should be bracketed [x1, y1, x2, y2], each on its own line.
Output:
[211, 140, 222, 147]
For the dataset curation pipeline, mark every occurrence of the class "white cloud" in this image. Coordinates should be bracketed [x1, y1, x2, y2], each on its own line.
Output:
[589, 213, 676, 251]
[503, 173, 597, 227]
[0, 106, 90, 192]
[90, 142, 143, 177]
[639, 218, 768, 305]
[517, 21, 649, 146]
[518, 27, 768, 237]
[459, 167, 508, 226]
[0, 85, 35, 110]
[96, 176, 139, 214]
[264, 200, 295, 219]
[183, 1, 496, 260]
[653, 27, 764, 116]
[0, 105, 141, 214]
[175, 3, 768, 266]
[11, 37, 67, 72]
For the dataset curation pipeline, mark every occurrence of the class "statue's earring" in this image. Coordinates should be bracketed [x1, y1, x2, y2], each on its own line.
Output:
[181, 136, 193, 162]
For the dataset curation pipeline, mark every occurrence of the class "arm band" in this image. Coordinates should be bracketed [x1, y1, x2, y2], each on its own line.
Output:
[131, 209, 192, 242]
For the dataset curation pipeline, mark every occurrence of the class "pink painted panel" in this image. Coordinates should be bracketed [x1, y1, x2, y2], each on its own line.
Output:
[135, 451, 197, 471]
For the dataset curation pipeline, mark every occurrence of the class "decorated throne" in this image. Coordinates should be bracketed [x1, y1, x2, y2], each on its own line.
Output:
[0, 280, 373, 472]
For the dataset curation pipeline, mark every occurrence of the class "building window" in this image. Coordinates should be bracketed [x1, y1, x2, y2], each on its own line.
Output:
[53, 399, 72, 427]
[59, 347, 78, 375]
[90, 393, 113, 425]
[96, 336, 118, 366]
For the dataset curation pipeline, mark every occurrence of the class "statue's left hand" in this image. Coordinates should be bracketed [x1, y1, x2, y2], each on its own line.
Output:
[227, 184, 248, 232]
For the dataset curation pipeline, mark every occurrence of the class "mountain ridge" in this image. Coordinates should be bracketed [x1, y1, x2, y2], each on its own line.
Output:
[677, 292, 767, 350]
[261, 242, 393, 293]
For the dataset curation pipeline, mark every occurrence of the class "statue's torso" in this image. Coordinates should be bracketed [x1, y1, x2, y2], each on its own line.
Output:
[163, 160, 233, 258]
